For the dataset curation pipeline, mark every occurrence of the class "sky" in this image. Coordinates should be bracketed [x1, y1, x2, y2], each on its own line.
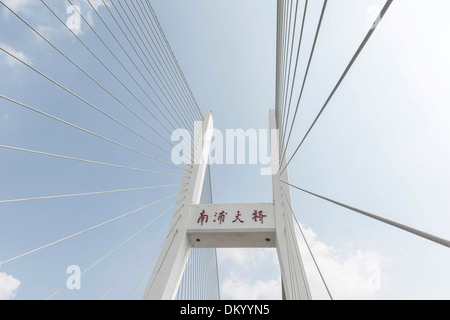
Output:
[0, 0, 449, 300]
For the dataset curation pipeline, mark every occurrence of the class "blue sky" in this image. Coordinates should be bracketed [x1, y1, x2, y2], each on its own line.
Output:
[0, 0, 449, 300]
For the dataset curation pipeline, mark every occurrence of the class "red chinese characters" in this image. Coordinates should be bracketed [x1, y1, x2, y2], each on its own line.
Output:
[232, 211, 244, 223]
[214, 211, 227, 225]
[252, 210, 267, 224]
[196, 209, 267, 225]
[197, 210, 208, 226]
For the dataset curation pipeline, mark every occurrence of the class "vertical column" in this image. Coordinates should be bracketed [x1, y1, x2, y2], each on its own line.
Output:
[270, 109, 311, 300]
[143, 114, 213, 300]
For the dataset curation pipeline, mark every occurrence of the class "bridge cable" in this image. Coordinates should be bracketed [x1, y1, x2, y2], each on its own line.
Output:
[281, 0, 394, 174]
[0, 145, 183, 177]
[0, 94, 184, 170]
[124, 1, 198, 126]
[46, 204, 174, 300]
[0, 46, 178, 154]
[140, 0, 202, 124]
[130, 0, 200, 124]
[280, 187, 334, 300]
[280, 0, 327, 165]
[283, 181, 450, 249]
[0, 193, 179, 267]
[83, 0, 186, 138]
[0, 0, 181, 152]
[281, 0, 308, 148]
[276, 0, 290, 151]
[280, 0, 293, 124]
[42, 0, 182, 140]
[100, 207, 173, 300]
[0, 184, 180, 204]
[145, 0, 204, 119]
[128, 203, 187, 299]
[66, 0, 185, 140]
[114, 0, 194, 132]
[105, 0, 187, 132]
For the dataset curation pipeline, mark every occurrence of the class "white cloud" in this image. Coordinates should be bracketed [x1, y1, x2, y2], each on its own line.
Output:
[217, 226, 388, 300]
[2, 0, 34, 13]
[88, 0, 108, 11]
[0, 272, 20, 300]
[218, 248, 281, 300]
[218, 247, 277, 267]
[221, 272, 282, 300]
[0, 42, 32, 67]
[298, 226, 388, 300]
[36, 25, 55, 40]
[3, 1, 108, 39]
[1, 0, 39, 19]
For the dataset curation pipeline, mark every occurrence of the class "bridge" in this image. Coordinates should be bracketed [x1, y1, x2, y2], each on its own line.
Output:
[0, 0, 449, 300]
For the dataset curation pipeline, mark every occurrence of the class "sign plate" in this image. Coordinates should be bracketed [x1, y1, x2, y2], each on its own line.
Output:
[187, 203, 276, 248]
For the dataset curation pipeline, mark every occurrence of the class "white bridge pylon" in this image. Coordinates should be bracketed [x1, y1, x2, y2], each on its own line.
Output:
[143, 110, 311, 300]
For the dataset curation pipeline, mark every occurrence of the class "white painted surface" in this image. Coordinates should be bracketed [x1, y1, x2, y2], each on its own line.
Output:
[143, 114, 213, 300]
[187, 203, 276, 248]
[144, 111, 311, 300]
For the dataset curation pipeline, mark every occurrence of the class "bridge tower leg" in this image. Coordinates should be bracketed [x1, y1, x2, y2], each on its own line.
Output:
[142, 113, 214, 300]
[143, 110, 311, 300]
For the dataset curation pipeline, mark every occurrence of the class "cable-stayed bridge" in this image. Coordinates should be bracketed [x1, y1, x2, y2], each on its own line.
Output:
[0, 0, 449, 301]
